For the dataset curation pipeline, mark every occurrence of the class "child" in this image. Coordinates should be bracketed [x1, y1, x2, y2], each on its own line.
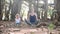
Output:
[15, 14, 21, 27]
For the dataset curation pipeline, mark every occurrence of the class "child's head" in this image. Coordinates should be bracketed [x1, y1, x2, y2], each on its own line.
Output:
[15, 13, 20, 19]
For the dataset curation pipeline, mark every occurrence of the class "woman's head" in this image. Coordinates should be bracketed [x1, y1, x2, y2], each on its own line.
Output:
[31, 7, 34, 13]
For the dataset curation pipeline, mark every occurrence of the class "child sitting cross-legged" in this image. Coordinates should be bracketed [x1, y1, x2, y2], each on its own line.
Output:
[15, 13, 21, 27]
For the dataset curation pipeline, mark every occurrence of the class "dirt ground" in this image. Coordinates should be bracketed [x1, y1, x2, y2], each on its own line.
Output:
[0, 21, 60, 34]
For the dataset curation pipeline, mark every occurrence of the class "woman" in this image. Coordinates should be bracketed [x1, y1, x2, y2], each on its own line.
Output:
[25, 8, 38, 26]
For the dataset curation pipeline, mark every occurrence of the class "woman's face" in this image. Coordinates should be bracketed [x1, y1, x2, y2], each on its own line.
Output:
[31, 9, 34, 13]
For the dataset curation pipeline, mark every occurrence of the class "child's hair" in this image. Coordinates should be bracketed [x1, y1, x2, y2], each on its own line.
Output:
[16, 13, 19, 16]
[15, 13, 20, 17]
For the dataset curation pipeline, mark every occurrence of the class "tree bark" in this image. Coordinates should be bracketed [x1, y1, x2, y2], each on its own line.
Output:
[43, 0, 48, 21]
[55, 0, 60, 21]
[0, 0, 5, 21]
[11, 0, 22, 21]
[0, 0, 2, 20]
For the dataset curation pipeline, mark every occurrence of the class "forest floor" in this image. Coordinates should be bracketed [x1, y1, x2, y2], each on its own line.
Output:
[0, 21, 60, 34]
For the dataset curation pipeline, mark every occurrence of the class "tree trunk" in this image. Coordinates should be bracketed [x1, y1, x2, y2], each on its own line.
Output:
[0, 0, 5, 21]
[0, 0, 2, 20]
[55, 0, 60, 21]
[44, 0, 48, 21]
[11, 0, 22, 21]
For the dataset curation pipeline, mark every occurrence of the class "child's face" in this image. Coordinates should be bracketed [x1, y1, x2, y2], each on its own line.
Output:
[16, 15, 19, 19]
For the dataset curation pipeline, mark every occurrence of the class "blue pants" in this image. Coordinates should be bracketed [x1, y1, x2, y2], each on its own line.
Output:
[15, 22, 21, 27]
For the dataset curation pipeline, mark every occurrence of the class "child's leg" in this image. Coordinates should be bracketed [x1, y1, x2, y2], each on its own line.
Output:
[14, 22, 20, 28]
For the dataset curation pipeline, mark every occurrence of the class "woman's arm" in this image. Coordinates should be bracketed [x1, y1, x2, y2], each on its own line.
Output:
[27, 13, 30, 20]
[35, 13, 38, 20]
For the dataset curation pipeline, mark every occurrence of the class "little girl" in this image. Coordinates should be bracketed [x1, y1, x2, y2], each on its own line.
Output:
[15, 14, 21, 27]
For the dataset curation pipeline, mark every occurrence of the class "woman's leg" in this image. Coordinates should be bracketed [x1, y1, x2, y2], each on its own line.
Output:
[25, 20, 39, 26]
[25, 20, 32, 25]
[35, 20, 39, 25]
[31, 20, 39, 25]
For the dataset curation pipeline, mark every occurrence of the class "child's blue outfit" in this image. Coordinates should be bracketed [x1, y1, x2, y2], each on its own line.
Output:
[15, 18, 20, 27]
[15, 18, 20, 24]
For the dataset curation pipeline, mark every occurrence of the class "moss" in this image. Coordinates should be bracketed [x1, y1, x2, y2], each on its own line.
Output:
[48, 23, 55, 30]
[30, 32, 34, 34]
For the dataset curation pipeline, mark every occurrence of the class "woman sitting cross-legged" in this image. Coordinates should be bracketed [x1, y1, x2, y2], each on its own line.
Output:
[25, 8, 39, 26]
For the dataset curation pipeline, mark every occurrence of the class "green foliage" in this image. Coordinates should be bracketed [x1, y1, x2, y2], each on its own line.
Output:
[48, 23, 55, 30]
[30, 32, 34, 34]
[47, 8, 54, 17]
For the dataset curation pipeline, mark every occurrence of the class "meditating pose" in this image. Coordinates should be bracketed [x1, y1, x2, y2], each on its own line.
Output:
[25, 7, 38, 26]
[15, 13, 21, 27]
